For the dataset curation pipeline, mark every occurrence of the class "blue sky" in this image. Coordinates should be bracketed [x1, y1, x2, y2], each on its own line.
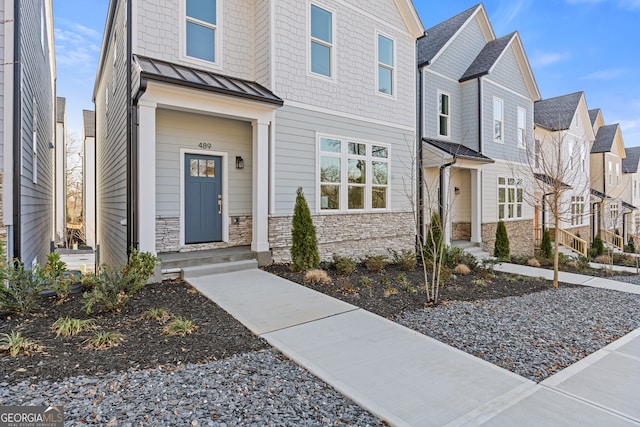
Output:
[53, 0, 640, 146]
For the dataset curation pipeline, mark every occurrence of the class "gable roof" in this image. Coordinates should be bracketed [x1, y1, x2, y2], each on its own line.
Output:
[417, 4, 489, 67]
[83, 110, 95, 138]
[591, 124, 620, 153]
[423, 138, 494, 163]
[623, 146, 640, 173]
[589, 108, 601, 126]
[459, 32, 514, 82]
[534, 91, 583, 131]
[393, 0, 425, 38]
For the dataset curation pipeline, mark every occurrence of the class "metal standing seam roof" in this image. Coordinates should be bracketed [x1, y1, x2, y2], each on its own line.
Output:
[622, 146, 640, 173]
[534, 92, 583, 131]
[417, 4, 481, 67]
[134, 55, 283, 106]
[591, 124, 620, 153]
[622, 201, 637, 210]
[459, 32, 515, 82]
[590, 188, 609, 200]
[423, 138, 494, 162]
[83, 110, 95, 138]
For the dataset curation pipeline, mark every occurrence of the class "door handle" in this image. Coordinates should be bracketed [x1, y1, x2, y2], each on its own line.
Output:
[218, 195, 222, 215]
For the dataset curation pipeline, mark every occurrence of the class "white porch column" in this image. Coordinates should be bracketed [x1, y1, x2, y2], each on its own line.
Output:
[471, 169, 482, 244]
[252, 120, 270, 260]
[442, 167, 452, 245]
[137, 100, 157, 254]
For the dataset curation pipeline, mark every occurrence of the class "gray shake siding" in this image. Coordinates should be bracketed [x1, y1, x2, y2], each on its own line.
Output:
[254, 0, 271, 89]
[17, 0, 55, 265]
[273, 105, 415, 215]
[95, 0, 128, 266]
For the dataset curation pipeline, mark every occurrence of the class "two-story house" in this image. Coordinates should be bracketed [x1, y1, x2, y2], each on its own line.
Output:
[1, 0, 56, 265]
[621, 146, 640, 247]
[533, 91, 594, 253]
[417, 4, 540, 256]
[83, 109, 96, 250]
[93, 0, 424, 270]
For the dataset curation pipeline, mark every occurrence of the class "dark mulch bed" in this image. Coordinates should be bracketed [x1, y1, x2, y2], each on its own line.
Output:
[0, 280, 266, 385]
[262, 263, 578, 320]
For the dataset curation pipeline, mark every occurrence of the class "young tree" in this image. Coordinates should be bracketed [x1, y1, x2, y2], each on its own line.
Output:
[290, 187, 320, 272]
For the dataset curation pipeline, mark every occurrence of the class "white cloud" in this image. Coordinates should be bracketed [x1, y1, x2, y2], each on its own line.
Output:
[531, 52, 570, 67]
[565, 0, 640, 9]
[54, 22, 101, 72]
[583, 68, 630, 80]
[492, 0, 531, 32]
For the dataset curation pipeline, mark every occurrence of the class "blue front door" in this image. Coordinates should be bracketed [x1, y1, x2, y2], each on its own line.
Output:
[185, 154, 222, 244]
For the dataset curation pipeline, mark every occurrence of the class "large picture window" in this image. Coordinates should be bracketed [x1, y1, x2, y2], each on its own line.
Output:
[377, 34, 394, 95]
[310, 4, 333, 77]
[319, 136, 389, 212]
[186, 0, 217, 63]
[498, 177, 523, 220]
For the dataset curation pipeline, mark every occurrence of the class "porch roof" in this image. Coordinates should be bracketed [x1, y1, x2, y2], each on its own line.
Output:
[534, 173, 571, 189]
[423, 138, 494, 163]
[590, 188, 610, 200]
[622, 201, 637, 210]
[134, 55, 284, 106]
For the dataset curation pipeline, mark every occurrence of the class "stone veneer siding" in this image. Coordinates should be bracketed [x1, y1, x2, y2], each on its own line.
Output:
[156, 215, 252, 253]
[269, 212, 415, 263]
[452, 222, 471, 241]
[482, 219, 534, 257]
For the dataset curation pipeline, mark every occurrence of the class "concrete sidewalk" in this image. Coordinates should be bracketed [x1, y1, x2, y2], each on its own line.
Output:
[187, 269, 640, 426]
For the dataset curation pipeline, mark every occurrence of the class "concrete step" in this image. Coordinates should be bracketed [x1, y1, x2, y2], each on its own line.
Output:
[159, 246, 254, 271]
[182, 259, 259, 279]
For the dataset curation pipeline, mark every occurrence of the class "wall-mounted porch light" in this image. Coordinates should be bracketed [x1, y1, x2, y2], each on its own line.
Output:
[235, 156, 244, 169]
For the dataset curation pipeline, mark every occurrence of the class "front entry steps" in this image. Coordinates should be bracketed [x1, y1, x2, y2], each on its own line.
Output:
[451, 240, 492, 260]
[159, 246, 258, 280]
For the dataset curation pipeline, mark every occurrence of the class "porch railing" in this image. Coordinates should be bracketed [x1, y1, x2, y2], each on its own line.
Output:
[557, 229, 588, 257]
[601, 229, 624, 251]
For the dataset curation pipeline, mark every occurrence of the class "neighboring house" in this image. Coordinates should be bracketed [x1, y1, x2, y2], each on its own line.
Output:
[83, 110, 96, 250]
[93, 0, 424, 269]
[417, 4, 540, 256]
[589, 108, 627, 244]
[55, 97, 67, 246]
[621, 146, 640, 246]
[1, 0, 56, 265]
[533, 91, 594, 250]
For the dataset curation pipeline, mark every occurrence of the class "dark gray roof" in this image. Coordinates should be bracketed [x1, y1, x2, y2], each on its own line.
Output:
[460, 32, 515, 82]
[423, 138, 494, 162]
[83, 110, 95, 138]
[591, 124, 620, 153]
[417, 4, 481, 67]
[622, 146, 640, 173]
[590, 188, 609, 200]
[588, 109, 601, 126]
[534, 92, 583, 131]
[623, 201, 637, 210]
[56, 97, 66, 123]
[134, 55, 283, 106]
[534, 173, 571, 189]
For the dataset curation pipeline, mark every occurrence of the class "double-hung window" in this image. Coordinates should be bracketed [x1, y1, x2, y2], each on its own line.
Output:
[319, 136, 389, 212]
[610, 202, 619, 221]
[377, 34, 394, 95]
[571, 196, 584, 225]
[310, 4, 333, 77]
[438, 92, 450, 137]
[517, 107, 526, 148]
[494, 98, 504, 142]
[498, 177, 523, 220]
[186, 0, 218, 63]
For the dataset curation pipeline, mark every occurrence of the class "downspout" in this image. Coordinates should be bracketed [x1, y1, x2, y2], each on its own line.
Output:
[12, 0, 21, 261]
[126, 0, 135, 255]
[417, 64, 424, 246]
[601, 152, 606, 233]
[477, 77, 483, 153]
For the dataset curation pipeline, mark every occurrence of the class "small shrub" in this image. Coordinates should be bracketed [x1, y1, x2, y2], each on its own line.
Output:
[51, 317, 96, 337]
[383, 286, 398, 297]
[526, 258, 541, 267]
[0, 263, 48, 314]
[594, 254, 611, 264]
[42, 252, 72, 298]
[471, 278, 486, 286]
[613, 253, 636, 267]
[494, 221, 510, 261]
[336, 277, 358, 295]
[575, 256, 591, 271]
[592, 234, 605, 257]
[359, 276, 373, 297]
[444, 247, 478, 270]
[290, 188, 320, 272]
[626, 236, 636, 253]
[84, 332, 123, 350]
[0, 331, 42, 357]
[304, 269, 332, 285]
[453, 264, 471, 275]
[388, 249, 417, 271]
[365, 255, 387, 273]
[540, 229, 553, 259]
[566, 261, 578, 268]
[139, 308, 172, 322]
[163, 317, 198, 336]
[333, 255, 356, 275]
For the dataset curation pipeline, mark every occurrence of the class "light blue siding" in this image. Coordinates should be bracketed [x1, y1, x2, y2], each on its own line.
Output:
[429, 17, 488, 79]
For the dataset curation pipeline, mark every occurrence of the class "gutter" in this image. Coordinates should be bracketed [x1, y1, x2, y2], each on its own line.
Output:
[126, 0, 135, 256]
[12, 0, 21, 261]
[477, 77, 483, 153]
[417, 62, 424, 246]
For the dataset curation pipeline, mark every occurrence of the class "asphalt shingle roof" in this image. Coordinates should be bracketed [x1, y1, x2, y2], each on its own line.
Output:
[591, 124, 619, 153]
[459, 32, 515, 82]
[83, 110, 95, 138]
[589, 109, 601, 126]
[423, 138, 493, 162]
[534, 92, 583, 131]
[56, 97, 65, 123]
[623, 146, 640, 173]
[417, 4, 481, 67]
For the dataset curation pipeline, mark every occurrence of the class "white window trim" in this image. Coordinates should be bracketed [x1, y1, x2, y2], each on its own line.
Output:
[307, 1, 336, 82]
[609, 161, 612, 185]
[571, 196, 585, 226]
[517, 106, 526, 148]
[316, 133, 391, 214]
[497, 176, 523, 221]
[40, 2, 46, 53]
[375, 30, 396, 99]
[493, 97, 504, 143]
[616, 163, 619, 186]
[437, 90, 451, 139]
[180, 0, 223, 70]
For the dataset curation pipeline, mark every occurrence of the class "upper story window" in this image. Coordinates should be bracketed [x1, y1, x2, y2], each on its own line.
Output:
[377, 34, 394, 95]
[438, 92, 450, 137]
[310, 4, 333, 77]
[186, 0, 218, 63]
[616, 163, 620, 185]
[608, 161, 612, 185]
[494, 97, 503, 142]
[517, 107, 526, 148]
[40, 2, 46, 52]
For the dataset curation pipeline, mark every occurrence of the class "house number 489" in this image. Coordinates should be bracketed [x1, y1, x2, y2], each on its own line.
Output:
[198, 142, 212, 150]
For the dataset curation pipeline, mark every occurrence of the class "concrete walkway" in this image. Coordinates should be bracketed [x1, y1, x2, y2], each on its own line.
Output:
[187, 267, 640, 426]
